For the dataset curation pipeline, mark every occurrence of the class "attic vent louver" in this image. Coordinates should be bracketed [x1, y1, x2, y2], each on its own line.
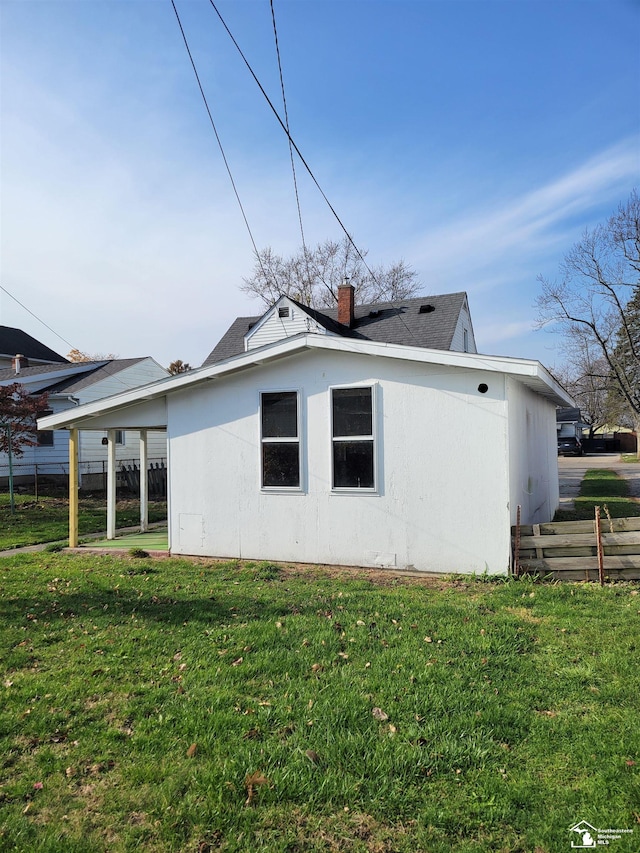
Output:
[419, 304, 435, 314]
[278, 306, 290, 318]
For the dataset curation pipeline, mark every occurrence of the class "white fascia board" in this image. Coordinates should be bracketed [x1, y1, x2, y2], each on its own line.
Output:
[307, 336, 574, 405]
[38, 333, 573, 431]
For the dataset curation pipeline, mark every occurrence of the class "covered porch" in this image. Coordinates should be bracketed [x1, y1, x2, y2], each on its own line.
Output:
[38, 390, 170, 549]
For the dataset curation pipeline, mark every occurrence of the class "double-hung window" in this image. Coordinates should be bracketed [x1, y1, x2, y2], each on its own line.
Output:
[331, 386, 375, 490]
[261, 391, 300, 488]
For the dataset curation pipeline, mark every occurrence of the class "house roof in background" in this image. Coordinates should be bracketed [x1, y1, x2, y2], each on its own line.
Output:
[0, 325, 67, 363]
[0, 358, 150, 394]
[45, 359, 147, 394]
[203, 292, 469, 366]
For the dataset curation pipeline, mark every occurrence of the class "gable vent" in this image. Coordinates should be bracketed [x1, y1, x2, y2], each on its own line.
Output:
[419, 304, 435, 314]
[278, 306, 290, 318]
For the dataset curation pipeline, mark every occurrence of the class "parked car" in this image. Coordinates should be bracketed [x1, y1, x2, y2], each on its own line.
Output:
[557, 436, 583, 456]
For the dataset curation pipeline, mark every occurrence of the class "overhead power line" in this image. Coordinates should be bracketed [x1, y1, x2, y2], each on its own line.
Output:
[170, 0, 266, 277]
[0, 284, 77, 352]
[207, 0, 379, 287]
[270, 0, 306, 252]
[207, 1, 421, 344]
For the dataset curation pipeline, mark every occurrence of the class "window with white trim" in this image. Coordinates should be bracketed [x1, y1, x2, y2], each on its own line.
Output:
[260, 391, 300, 488]
[331, 386, 375, 489]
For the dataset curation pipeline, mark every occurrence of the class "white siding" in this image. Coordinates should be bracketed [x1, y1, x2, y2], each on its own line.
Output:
[450, 302, 477, 353]
[246, 305, 329, 351]
[506, 376, 559, 526]
[74, 359, 167, 404]
[167, 349, 513, 575]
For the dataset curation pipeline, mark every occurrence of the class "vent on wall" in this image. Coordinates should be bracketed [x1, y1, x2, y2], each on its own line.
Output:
[278, 306, 290, 318]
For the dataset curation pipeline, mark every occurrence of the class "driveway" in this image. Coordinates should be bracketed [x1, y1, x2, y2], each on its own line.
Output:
[558, 452, 640, 507]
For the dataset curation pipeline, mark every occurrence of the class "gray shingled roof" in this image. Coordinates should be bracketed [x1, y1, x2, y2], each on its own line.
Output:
[0, 362, 91, 383]
[203, 292, 468, 366]
[0, 326, 67, 363]
[0, 359, 145, 393]
[45, 359, 145, 394]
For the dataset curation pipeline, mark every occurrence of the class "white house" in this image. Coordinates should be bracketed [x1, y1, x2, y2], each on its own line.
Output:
[1, 355, 169, 485]
[39, 287, 572, 575]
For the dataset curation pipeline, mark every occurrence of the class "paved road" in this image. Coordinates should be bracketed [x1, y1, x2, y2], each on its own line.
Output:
[558, 452, 640, 507]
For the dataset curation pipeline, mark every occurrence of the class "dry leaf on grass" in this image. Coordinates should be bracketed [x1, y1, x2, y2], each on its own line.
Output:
[244, 770, 272, 806]
[187, 743, 198, 758]
[372, 707, 389, 722]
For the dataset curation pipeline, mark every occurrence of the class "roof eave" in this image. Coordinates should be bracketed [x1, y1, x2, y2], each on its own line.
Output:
[38, 334, 572, 430]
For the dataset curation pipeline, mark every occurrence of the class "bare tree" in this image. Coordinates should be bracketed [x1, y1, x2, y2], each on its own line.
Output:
[537, 190, 640, 455]
[241, 237, 421, 309]
[552, 346, 610, 439]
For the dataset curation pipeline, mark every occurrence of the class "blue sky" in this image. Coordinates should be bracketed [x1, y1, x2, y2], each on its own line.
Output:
[1, 0, 638, 370]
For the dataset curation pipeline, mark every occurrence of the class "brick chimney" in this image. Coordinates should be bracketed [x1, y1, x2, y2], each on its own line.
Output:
[337, 281, 355, 327]
[12, 354, 28, 374]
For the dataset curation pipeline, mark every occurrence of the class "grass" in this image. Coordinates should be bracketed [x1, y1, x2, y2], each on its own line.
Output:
[0, 495, 167, 551]
[555, 469, 640, 522]
[0, 553, 638, 852]
[621, 453, 640, 463]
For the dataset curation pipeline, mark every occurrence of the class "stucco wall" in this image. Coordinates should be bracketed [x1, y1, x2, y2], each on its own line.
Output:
[506, 376, 559, 526]
[167, 348, 513, 575]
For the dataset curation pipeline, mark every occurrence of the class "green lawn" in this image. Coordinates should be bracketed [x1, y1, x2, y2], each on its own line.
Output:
[555, 469, 640, 522]
[0, 495, 167, 551]
[0, 553, 637, 852]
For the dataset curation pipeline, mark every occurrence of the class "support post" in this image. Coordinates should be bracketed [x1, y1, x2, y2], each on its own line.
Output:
[595, 506, 605, 586]
[6, 423, 15, 515]
[106, 430, 116, 540]
[139, 430, 148, 532]
[69, 428, 79, 547]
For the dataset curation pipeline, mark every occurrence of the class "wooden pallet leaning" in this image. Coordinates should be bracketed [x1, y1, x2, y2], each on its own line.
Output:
[512, 513, 640, 581]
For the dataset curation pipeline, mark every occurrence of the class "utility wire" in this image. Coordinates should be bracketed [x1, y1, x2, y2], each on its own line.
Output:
[269, 1, 306, 253]
[0, 284, 168, 393]
[170, 0, 269, 284]
[0, 284, 77, 352]
[208, 0, 421, 343]
[207, 0, 378, 288]
[269, 0, 336, 305]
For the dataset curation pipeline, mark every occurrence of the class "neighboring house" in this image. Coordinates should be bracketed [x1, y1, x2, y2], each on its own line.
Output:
[40, 287, 573, 575]
[1, 356, 169, 485]
[204, 290, 476, 365]
[0, 325, 67, 369]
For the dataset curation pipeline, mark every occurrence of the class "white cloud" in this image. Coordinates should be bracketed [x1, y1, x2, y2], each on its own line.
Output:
[409, 138, 640, 289]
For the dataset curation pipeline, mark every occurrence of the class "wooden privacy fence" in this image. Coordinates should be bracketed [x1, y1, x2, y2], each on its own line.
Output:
[512, 508, 640, 582]
[119, 461, 167, 499]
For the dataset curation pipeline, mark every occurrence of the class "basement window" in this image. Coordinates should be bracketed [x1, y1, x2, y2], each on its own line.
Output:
[261, 391, 300, 488]
[331, 386, 375, 490]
